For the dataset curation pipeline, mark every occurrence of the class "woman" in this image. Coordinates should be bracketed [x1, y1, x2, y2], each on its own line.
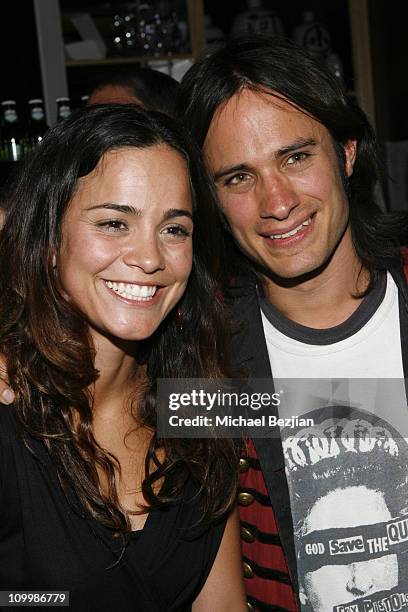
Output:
[0, 105, 246, 611]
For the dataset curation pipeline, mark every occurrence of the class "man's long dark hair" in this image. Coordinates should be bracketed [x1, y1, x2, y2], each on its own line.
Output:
[0, 104, 237, 535]
[177, 36, 408, 285]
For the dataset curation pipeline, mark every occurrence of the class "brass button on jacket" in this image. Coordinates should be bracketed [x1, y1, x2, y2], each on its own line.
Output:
[240, 525, 255, 543]
[243, 561, 254, 579]
[239, 457, 249, 473]
[238, 491, 254, 506]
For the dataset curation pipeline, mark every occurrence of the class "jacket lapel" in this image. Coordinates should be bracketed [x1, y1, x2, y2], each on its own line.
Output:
[229, 286, 299, 591]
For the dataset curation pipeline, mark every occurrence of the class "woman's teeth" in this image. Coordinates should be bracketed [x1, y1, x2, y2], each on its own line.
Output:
[270, 217, 311, 240]
[105, 281, 157, 301]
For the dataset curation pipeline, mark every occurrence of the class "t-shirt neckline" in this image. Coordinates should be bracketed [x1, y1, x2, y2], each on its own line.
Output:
[258, 272, 387, 346]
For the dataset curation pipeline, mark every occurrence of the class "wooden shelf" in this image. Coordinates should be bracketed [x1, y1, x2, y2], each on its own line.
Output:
[65, 53, 194, 67]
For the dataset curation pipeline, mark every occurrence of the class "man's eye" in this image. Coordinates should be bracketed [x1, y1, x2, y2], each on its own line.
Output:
[225, 173, 251, 186]
[97, 220, 127, 232]
[286, 152, 309, 166]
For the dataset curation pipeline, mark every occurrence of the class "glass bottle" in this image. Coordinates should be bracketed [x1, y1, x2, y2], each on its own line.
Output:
[56, 97, 72, 121]
[1, 100, 23, 162]
[230, 0, 285, 39]
[326, 52, 345, 85]
[292, 10, 331, 60]
[204, 14, 225, 53]
[27, 99, 48, 153]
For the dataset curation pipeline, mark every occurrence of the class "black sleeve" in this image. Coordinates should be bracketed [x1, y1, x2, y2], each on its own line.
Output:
[170, 466, 234, 611]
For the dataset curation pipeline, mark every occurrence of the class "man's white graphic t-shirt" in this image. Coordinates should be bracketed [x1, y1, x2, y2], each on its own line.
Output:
[260, 273, 408, 612]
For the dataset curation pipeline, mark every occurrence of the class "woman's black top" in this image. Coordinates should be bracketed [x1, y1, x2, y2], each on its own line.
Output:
[0, 406, 227, 611]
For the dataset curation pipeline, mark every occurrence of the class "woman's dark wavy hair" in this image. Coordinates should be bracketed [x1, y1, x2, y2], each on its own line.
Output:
[0, 104, 237, 536]
[177, 35, 408, 286]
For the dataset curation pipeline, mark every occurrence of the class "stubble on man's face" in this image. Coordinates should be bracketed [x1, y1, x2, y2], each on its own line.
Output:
[204, 88, 357, 287]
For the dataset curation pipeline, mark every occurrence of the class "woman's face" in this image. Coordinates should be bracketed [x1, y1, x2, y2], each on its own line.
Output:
[57, 145, 193, 343]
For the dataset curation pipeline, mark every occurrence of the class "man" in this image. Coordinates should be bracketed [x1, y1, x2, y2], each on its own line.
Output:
[176, 36, 408, 610]
[1, 36, 408, 611]
[86, 66, 179, 115]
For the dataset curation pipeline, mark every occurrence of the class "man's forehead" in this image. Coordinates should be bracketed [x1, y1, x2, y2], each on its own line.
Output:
[222, 86, 292, 110]
[213, 88, 306, 124]
[204, 88, 327, 165]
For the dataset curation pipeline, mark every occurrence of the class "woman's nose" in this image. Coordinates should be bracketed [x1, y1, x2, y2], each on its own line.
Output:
[122, 235, 165, 274]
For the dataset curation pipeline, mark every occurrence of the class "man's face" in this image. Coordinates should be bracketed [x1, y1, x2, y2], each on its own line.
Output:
[302, 486, 398, 611]
[204, 89, 356, 283]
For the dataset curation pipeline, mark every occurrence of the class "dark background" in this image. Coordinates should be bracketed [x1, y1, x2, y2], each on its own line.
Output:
[0, 1, 407, 203]
[0, 1, 405, 139]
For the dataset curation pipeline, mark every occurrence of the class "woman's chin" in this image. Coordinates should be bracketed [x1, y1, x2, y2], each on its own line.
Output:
[89, 320, 164, 347]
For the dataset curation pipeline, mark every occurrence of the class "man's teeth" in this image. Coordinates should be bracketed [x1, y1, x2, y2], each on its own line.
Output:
[269, 217, 311, 239]
[105, 281, 157, 301]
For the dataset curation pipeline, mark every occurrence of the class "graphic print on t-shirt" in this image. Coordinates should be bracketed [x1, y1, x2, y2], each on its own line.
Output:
[280, 404, 408, 612]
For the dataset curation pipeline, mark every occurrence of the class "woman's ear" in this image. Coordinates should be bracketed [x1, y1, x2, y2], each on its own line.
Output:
[51, 253, 57, 268]
[344, 139, 357, 177]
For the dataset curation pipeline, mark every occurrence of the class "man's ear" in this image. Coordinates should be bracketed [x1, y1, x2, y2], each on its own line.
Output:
[344, 139, 357, 177]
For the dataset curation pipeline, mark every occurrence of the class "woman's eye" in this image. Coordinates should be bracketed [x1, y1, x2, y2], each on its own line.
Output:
[161, 225, 191, 240]
[97, 220, 128, 232]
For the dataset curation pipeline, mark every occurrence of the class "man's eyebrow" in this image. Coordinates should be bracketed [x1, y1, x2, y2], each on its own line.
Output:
[86, 203, 193, 221]
[276, 137, 317, 157]
[212, 138, 318, 182]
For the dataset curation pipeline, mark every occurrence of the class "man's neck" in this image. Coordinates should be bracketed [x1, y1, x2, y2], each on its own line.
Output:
[262, 231, 369, 329]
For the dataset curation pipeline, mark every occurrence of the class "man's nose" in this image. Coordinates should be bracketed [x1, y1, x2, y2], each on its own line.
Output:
[122, 235, 165, 274]
[258, 173, 300, 220]
[346, 563, 374, 597]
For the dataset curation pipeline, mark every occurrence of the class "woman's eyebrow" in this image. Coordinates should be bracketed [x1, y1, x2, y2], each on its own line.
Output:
[161, 208, 193, 222]
[86, 203, 142, 215]
[86, 203, 193, 221]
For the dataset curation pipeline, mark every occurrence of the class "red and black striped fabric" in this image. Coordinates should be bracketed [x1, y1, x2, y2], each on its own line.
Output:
[238, 438, 298, 612]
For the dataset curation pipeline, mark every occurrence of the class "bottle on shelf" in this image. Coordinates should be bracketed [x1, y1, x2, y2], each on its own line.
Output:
[56, 97, 72, 121]
[325, 51, 345, 85]
[26, 99, 48, 154]
[1, 100, 23, 162]
[292, 10, 331, 61]
[159, 1, 189, 55]
[80, 95, 89, 107]
[111, 9, 140, 56]
[204, 14, 225, 53]
[230, 0, 285, 39]
[138, 2, 156, 55]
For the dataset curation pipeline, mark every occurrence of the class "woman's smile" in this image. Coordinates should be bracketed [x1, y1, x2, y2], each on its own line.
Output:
[58, 145, 193, 343]
[104, 281, 158, 301]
